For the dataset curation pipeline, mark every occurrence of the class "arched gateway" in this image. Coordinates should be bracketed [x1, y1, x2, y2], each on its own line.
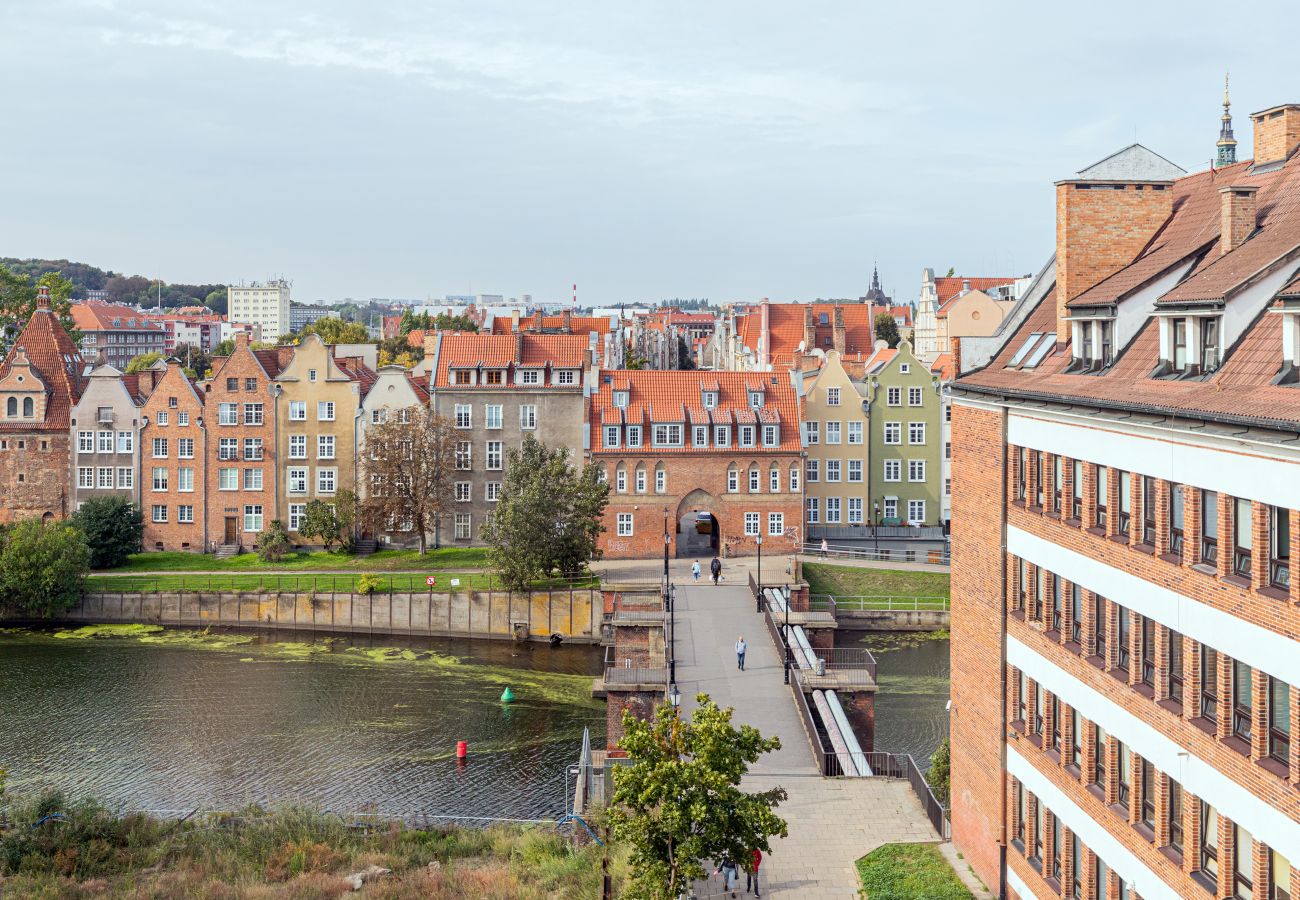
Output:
[675, 488, 720, 558]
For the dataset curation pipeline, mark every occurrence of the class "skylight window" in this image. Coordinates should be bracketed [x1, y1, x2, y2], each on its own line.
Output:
[1023, 333, 1058, 368]
[1008, 332, 1044, 367]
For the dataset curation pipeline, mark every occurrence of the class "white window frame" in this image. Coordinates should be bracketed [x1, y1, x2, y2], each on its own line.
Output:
[789, 466, 800, 492]
[652, 423, 682, 447]
[219, 468, 238, 491]
[884, 422, 901, 445]
[887, 387, 901, 406]
[177, 504, 194, 524]
[177, 467, 194, 492]
[519, 405, 537, 430]
[117, 467, 133, 489]
[884, 459, 902, 482]
[288, 468, 308, 494]
[604, 426, 620, 448]
[317, 401, 335, 421]
[289, 400, 306, 421]
[825, 460, 841, 482]
[455, 404, 472, 429]
[847, 421, 863, 445]
[243, 504, 263, 532]
[744, 512, 760, 536]
[908, 499, 926, 523]
[455, 481, 472, 502]
[909, 422, 926, 445]
[289, 434, 307, 459]
[714, 425, 730, 447]
[908, 386, 924, 407]
[617, 513, 634, 537]
[768, 512, 784, 536]
[486, 441, 503, 470]
[96, 467, 114, 488]
[848, 497, 863, 524]
[317, 435, 336, 460]
[317, 467, 337, 494]
[826, 497, 841, 524]
[454, 513, 472, 540]
[219, 402, 238, 425]
[762, 424, 779, 447]
[806, 497, 820, 524]
[151, 467, 168, 492]
[117, 431, 133, 454]
[908, 459, 926, 482]
[826, 387, 840, 406]
[847, 459, 862, 482]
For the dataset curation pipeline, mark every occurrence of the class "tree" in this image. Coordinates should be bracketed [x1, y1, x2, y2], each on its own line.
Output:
[173, 343, 212, 380]
[0, 520, 90, 617]
[125, 351, 163, 373]
[874, 312, 901, 348]
[625, 348, 647, 370]
[479, 435, 610, 589]
[213, 338, 235, 358]
[433, 311, 478, 333]
[71, 496, 142, 569]
[0, 264, 77, 345]
[204, 288, 228, 315]
[334, 489, 359, 552]
[926, 737, 951, 805]
[281, 317, 371, 346]
[298, 500, 341, 550]
[676, 334, 695, 370]
[359, 408, 458, 554]
[609, 695, 788, 899]
[255, 520, 293, 562]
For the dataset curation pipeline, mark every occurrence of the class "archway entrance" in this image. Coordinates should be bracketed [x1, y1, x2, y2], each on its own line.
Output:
[675, 489, 720, 559]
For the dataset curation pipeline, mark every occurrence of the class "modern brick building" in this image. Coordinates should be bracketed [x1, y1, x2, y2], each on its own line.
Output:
[950, 102, 1300, 899]
[71, 302, 166, 370]
[140, 361, 207, 550]
[591, 370, 802, 559]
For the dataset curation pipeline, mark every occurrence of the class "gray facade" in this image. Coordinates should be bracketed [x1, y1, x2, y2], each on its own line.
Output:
[69, 365, 143, 511]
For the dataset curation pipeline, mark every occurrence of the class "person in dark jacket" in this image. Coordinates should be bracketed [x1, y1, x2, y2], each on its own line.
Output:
[715, 855, 739, 896]
[710, 556, 722, 584]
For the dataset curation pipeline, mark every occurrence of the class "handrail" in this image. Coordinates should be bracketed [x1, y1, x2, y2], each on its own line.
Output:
[798, 542, 950, 566]
[808, 593, 950, 612]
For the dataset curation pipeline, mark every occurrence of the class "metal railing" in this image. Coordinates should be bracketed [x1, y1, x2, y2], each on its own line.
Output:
[809, 593, 950, 613]
[787, 670, 856, 777]
[798, 542, 950, 566]
[602, 644, 668, 687]
[812, 647, 878, 679]
[861, 751, 950, 839]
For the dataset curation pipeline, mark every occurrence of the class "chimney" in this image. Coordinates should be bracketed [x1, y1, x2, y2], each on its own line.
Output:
[1219, 184, 1259, 255]
[832, 305, 846, 354]
[36, 285, 51, 311]
[510, 309, 520, 333]
[1250, 104, 1300, 166]
[1055, 174, 1174, 340]
[961, 278, 970, 292]
[234, 331, 250, 350]
[803, 304, 815, 351]
[951, 336, 963, 376]
[561, 309, 572, 333]
[515, 331, 524, 363]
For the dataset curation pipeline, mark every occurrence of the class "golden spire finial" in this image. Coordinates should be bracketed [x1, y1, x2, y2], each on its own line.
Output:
[1223, 72, 1231, 110]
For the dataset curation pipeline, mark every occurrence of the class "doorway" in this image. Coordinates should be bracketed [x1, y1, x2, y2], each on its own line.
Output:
[224, 517, 237, 544]
[677, 509, 719, 558]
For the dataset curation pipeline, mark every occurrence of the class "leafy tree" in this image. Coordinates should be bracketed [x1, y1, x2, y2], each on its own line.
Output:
[625, 348, 647, 370]
[255, 520, 293, 562]
[172, 343, 212, 380]
[0, 264, 78, 345]
[480, 435, 609, 589]
[298, 500, 341, 550]
[204, 288, 228, 314]
[71, 496, 142, 569]
[676, 334, 695, 370]
[874, 312, 901, 348]
[926, 737, 951, 805]
[359, 408, 458, 554]
[212, 338, 235, 358]
[125, 351, 163, 373]
[281, 317, 371, 346]
[433, 311, 477, 332]
[334, 489, 359, 552]
[0, 520, 90, 617]
[609, 695, 788, 899]
[945, 266, 956, 277]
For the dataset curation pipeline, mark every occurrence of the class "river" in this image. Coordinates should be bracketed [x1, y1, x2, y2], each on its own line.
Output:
[836, 630, 951, 768]
[0, 626, 604, 821]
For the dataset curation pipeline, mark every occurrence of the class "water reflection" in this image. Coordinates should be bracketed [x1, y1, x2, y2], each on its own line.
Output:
[0, 627, 604, 820]
[837, 630, 950, 769]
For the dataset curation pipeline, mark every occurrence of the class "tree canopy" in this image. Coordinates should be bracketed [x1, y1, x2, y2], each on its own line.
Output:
[609, 695, 788, 899]
[0, 263, 77, 345]
[0, 520, 90, 617]
[398, 309, 478, 335]
[359, 408, 458, 554]
[874, 312, 901, 348]
[124, 352, 163, 374]
[279, 317, 371, 346]
[71, 496, 142, 569]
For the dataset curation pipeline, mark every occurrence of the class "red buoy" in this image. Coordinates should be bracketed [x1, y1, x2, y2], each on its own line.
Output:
[456, 740, 468, 759]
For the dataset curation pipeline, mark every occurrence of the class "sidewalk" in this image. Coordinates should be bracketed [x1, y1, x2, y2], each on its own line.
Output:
[669, 564, 939, 898]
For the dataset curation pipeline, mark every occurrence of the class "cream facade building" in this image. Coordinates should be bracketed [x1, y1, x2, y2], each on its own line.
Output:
[229, 280, 291, 342]
[796, 350, 870, 532]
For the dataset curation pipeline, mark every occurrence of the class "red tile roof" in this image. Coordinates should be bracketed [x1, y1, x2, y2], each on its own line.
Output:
[935, 277, 1020, 305]
[432, 333, 589, 388]
[930, 353, 956, 381]
[335, 356, 378, 397]
[71, 303, 164, 332]
[735, 302, 877, 369]
[0, 292, 85, 431]
[489, 313, 611, 336]
[590, 370, 800, 454]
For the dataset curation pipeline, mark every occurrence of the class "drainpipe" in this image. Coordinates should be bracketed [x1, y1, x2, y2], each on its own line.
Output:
[998, 404, 1010, 900]
[199, 414, 208, 553]
[271, 383, 283, 533]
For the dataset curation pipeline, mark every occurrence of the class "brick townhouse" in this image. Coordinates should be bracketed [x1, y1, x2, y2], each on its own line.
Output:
[950, 99, 1300, 900]
[591, 370, 802, 559]
[140, 360, 207, 550]
[427, 331, 591, 546]
[0, 287, 84, 522]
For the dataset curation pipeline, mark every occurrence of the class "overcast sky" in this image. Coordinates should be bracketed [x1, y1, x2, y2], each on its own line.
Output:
[1, 1, 1295, 306]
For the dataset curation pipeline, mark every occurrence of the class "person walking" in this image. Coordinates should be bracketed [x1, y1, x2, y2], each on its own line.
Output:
[820, 537, 829, 557]
[715, 855, 739, 897]
[735, 635, 747, 671]
[691, 560, 701, 582]
[745, 848, 762, 896]
[710, 556, 722, 585]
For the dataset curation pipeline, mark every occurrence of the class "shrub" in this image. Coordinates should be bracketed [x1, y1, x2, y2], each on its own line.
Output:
[255, 520, 293, 563]
[926, 737, 951, 806]
[357, 573, 381, 595]
[0, 520, 90, 617]
[71, 496, 143, 568]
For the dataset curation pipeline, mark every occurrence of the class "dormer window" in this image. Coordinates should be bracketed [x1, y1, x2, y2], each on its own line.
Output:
[702, 391, 717, 409]
[1172, 319, 1188, 371]
[1157, 314, 1221, 378]
[453, 369, 473, 385]
[1277, 306, 1300, 384]
[519, 369, 540, 385]
[613, 390, 629, 409]
[1200, 317, 1221, 373]
[484, 370, 504, 385]
[748, 391, 764, 409]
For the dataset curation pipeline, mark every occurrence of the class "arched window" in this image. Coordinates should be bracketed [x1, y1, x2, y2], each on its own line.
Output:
[789, 464, 801, 492]
[4, 397, 14, 417]
[748, 464, 760, 493]
[769, 464, 781, 493]
[727, 464, 739, 493]
[22, 397, 33, 417]
[634, 462, 647, 494]
[654, 462, 666, 494]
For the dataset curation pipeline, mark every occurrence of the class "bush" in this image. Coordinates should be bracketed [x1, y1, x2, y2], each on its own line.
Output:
[357, 573, 381, 595]
[299, 501, 341, 550]
[0, 519, 90, 617]
[71, 496, 143, 568]
[256, 520, 293, 563]
[926, 737, 951, 805]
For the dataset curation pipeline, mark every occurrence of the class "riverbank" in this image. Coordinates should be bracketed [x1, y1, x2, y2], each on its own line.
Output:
[0, 798, 624, 898]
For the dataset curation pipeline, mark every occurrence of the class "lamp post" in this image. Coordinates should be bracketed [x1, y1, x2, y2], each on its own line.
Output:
[873, 501, 881, 559]
[783, 575, 791, 686]
[664, 513, 675, 690]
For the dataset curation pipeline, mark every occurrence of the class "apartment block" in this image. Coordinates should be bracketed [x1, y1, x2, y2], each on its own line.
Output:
[72, 303, 166, 370]
[864, 340, 943, 529]
[228, 280, 291, 342]
[427, 332, 591, 546]
[950, 106, 1300, 900]
[356, 364, 430, 547]
[140, 361, 207, 550]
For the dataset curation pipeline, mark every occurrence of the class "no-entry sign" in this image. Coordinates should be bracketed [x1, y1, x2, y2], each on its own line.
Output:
[426, 576, 437, 587]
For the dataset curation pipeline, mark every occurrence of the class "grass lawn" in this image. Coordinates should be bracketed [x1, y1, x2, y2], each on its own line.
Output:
[856, 842, 971, 899]
[87, 570, 597, 594]
[802, 562, 950, 603]
[106, 546, 492, 573]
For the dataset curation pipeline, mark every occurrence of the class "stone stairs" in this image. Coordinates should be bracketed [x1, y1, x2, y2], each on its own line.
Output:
[354, 539, 378, 557]
[214, 544, 240, 559]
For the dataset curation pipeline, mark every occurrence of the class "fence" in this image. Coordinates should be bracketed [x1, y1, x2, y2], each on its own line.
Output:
[862, 751, 950, 839]
[602, 644, 668, 687]
[809, 593, 950, 613]
[798, 542, 950, 566]
[87, 573, 598, 595]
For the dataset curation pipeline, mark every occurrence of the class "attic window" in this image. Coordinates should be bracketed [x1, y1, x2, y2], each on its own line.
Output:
[1009, 333, 1045, 367]
[1022, 333, 1058, 369]
[818, 313, 829, 326]
[614, 390, 629, 409]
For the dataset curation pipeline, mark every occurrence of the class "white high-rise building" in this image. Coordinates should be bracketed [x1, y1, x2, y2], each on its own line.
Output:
[228, 280, 291, 341]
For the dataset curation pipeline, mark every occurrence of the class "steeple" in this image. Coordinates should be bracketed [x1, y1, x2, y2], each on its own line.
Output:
[1216, 72, 1238, 166]
[871, 263, 882, 293]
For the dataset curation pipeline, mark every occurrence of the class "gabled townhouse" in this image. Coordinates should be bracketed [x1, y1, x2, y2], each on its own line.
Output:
[796, 350, 870, 535]
[69, 363, 145, 511]
[357, 364, 430, 547]
[204, 333, 284, 550]
[591, 370, 802, 559]
[427, 332, 591, 545]
[0, 287, 85, 522]
[913, 269, 1026, 363]
[273, 333, 372, 543]
[863, 339, 943, 530]
[140, 361, 207, 550]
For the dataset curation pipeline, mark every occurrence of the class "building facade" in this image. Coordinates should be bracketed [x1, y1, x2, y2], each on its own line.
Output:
[357, 364, 430, 547]
[69, 364, 143, 512]
[591, 370, 802, 559]
[427, 332, 590, 546]
[950, 108, 1300, 900]
[797, 350, 870, 536]
[864, 340, 943, 528]
[72, 303, 167, 370]
[228, 280, 291, 342]
[140, 361, 207, 551]
[913, 270, 1025, 364]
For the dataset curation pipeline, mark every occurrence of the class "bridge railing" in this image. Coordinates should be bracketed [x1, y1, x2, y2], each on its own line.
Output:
[862, 751, 950, 839]
[797, 542, 950, 566]
[809, 593, 951, 613]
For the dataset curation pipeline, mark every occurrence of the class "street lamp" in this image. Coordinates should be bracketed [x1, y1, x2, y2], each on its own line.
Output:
[664, 511, 676, 690]
[783, 578, 791, 686]
[755, 533, 764, 612]
[873, 501, 881, 558]
[666, 683, 681, 712]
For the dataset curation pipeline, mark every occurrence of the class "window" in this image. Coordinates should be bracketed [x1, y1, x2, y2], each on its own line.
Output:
[1168, 629, 1184, 702]
[1200, 802, 1220, 883]
[727, 466, 738, 492]
[748, 390, 763, 409]
[1051, 456, 1063, 513]
[117, 467, 133, 489]
[289, 503, 306, 531]
[1070, 583, 1083, 644]
[603, 426, 619, 448]
[455, 404, 472, 428]
[847, 459, 862, 482]
[484, 370, 504, 385]
[317, 468, 336, 494]
[456, 442, 472, 469]
[884, 422, 901, 444]
[317, 401, 335, 421]
[219, 468, 238, 491]
[1092, 594, 1108, 661]
[156, 411, 168, 426]
[908, 386, 923, 406]
[620, 426, 639, 447]
[883, 498, 897, 519]
[1116, 606, 1130, 672]
[702, 390, 718, 409]
[96, 467, 113, 489]
[485, 405, 502, 429]
[97, 430, 113, 453]
[825, 421, 841, 444]
[656, 467, 667, 493]
[1269, 676, 1292, 765]
[653, 424, 683, 447]
[177, 467, 194, 492]
[826, 497, 841, 523]
[826, 460, 841, 482]
[768, 512, 784, 536]
[899, 363, 910, 374]
[907, 499, 925, 523]
[1234, 497, 1253, 577]
[714, 425, 730, 447]
[486, 482, 501, 502]
[617, 513, 634, 536]
[219, 402, 238, 425]
[289, 401, 306, 421]
[908, 459, 926, 482]
[887, 386, 901, 406]
[243, 505, 263, 532]
[286, 434, 306, 459]
[1050, 575, 1063, 633]
[1170, 484, 1185, 556]
[739, 425, 755, 447]
[1270, 506, 1291, 588]
[848, 497, 863, 524]
[1095, 465, 1108, 529]
[1117, 470, 1131, 536]
[805, 421, 819, 444]
[617, 468, 628, 493]
[613, 390, 628, 409]
[218, 438, 238, 461]
[518, 369, 539, 385]
[789, 465, 800, 492]
[241, 468, 261, 491]
[371, 408, 387, 424]
[884, 459, 901, 482]
[226, 377, 238, 392]
[520, 405, 536, 430]
[635, 467, 647, 493]
[151, 504, 167, 523]
[1049, 692, 1062, 751]
[1070, 832, 1083, 899]
[317, 435, 335, 460]
[826, 387, 840, 406]
[1168, 778, 1184, 855]
[1203, 490, 1220, 565]
[178, 438, 194, 459]
[744, 512, 760, 536]
[1141, 476, 1157, 545]
[769, 466, 780, 492]
[847, 421, 863, 444]
[1139, 758, 1156, 831]
[1232, 659, 1253, 744]
[1201, 646, 1219, 723]
[908, 422, 926, 445]
[1173, 318, 1188, 371]
[748, 466, 760, 492]
[152, 437, 168, 458]
[178, 505, 194, 524]
[454, 481, 472, 502]
[177, 412, 188, 427]
[78, 431, 93, 453]
[1270, 849, 1291, 900]
[482, 441, 501, 470]
[243, 403, 263, 425]
[1071, 708, 1083, 767]
[150, 467, 168, 492]
[243, 438, 263, 461]
[806, 459, 819, 482]
[806, 497, 819, 523]
[1072, 460, 1083, 519]
[289, 468, 307, 494]
[1234, 825, 1254, 900]
[763, 424, 779, 446]
[1091, 726, 1107, 791]
[1139, 615, 1156, 688]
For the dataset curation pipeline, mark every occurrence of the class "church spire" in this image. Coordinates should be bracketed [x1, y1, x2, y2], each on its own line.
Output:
[871, 262, 881, 292]
[1216, 72, 1237, 166]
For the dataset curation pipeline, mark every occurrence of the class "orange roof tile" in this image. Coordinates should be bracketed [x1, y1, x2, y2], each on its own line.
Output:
[736, 302, 878, 369]
[935, 277, 1020, 304]
[432, 333, 587, 388]
[71, 303, 164, 332]
[488, 313, 611, 336]
[0, 290, 85, 431]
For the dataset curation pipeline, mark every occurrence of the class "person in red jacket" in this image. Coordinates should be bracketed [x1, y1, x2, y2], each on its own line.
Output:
[745, 848, 762, 896]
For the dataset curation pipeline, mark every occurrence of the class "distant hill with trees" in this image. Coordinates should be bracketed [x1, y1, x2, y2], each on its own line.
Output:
[1, 258, 227, 313]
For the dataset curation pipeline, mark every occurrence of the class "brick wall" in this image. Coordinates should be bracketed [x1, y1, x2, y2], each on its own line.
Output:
[0, 431, 69, 521]
[206, 341, 277, 549]
[1252, 106, 1300, 165]
[1220, 186, 1259, 255]
[141, 363, 208, 551]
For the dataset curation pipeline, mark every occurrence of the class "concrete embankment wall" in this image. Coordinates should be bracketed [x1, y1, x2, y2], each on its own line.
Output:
[833, 608, 949, 631]
[61, 590, 603, 643]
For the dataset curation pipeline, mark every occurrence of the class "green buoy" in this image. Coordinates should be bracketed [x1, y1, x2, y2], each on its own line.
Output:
[500, 687, 515, 704]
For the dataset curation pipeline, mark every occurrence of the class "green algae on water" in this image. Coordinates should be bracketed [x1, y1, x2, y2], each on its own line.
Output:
[54, 624, 165, 640]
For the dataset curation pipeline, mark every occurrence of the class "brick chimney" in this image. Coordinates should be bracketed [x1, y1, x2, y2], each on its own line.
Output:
[832, 305, 846, 354]
[234, 331, 250, 350]
[1219, 184, 1259, 255]
[561, 309, 572, 333]
[36, 285, 51, 311]
[803, 304, 815, 350]
[1250, 104, 1300, 166]
[1055, 177, 1173, 339]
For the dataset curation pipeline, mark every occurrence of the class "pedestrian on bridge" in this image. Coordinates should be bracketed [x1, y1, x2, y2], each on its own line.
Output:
[735, 635, 747, 671]
[714, 855, 738, 896]
[691, 560, 701, 582]
[820, 537, 829, 557]
[710, 556, 722, 584]
[745, 848, 762, 896]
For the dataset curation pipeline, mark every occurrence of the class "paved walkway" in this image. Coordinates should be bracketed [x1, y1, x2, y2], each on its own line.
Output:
[669, 565, 939, 899]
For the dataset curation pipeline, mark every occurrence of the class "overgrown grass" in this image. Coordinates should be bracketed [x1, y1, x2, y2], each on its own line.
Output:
[105, 547, 493, 573]
[856, 842, 971, 899]
[802, 562, 950, 604]
[86, 571, 598, 595]
[0, 794, 625, 898]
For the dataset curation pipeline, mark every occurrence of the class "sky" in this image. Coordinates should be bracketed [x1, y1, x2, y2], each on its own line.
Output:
[1, 1, 1297, 306]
